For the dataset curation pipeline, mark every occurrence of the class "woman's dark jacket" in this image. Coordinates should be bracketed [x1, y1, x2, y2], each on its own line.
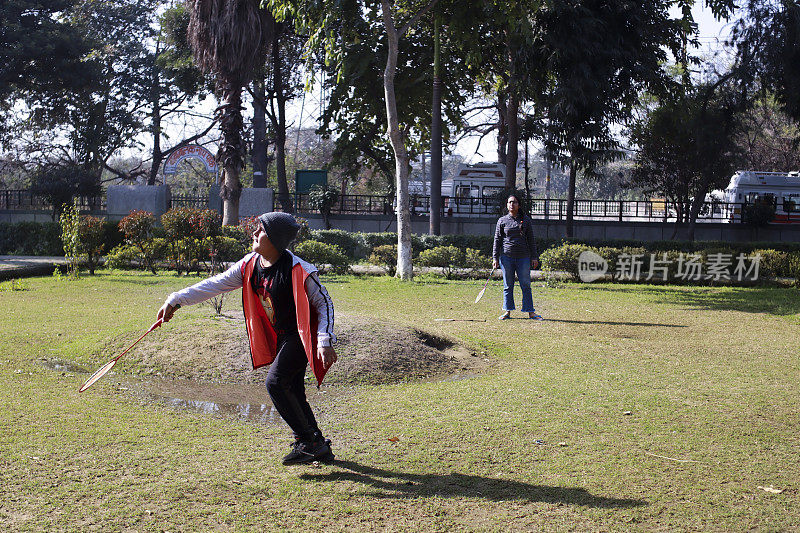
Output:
[493, 213, 538, 261]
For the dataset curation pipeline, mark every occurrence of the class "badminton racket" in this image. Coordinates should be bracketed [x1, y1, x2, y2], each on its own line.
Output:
[474, 269, 494, 303]
[79, 318, 163, 393]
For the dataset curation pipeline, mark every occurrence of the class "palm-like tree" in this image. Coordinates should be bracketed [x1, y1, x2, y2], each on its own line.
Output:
[188, 0, 273, 225]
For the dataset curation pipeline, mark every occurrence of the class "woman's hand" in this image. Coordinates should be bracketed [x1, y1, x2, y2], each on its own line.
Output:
[531, 259, 540, 270]
[320, 345, 338, 369]
[492, 259, 499, 269]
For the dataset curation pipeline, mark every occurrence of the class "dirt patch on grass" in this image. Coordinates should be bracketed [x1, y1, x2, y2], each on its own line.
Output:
[124, 311, 489, 385]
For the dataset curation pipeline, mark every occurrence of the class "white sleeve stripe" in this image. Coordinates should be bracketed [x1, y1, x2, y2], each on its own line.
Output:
[308, 274, 334, 336]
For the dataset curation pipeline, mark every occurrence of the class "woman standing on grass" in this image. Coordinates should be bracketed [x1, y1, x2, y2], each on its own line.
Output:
[156, 212, 338, 465]
[492, 194, 542, 320]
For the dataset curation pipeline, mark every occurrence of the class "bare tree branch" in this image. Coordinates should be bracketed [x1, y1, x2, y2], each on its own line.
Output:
[398, 0, 440, 37]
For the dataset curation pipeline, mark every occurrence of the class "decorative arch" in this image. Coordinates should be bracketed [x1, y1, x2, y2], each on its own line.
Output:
[162, 144, 218, 184]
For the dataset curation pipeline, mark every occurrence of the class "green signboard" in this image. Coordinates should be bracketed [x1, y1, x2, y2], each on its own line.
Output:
[295, 170, 327, 193]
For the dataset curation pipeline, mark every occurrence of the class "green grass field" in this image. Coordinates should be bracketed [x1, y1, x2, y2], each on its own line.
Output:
[1, 272, 799, 531]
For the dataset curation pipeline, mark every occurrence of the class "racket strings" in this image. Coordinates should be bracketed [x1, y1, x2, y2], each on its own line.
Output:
[79, 359, 117, 393]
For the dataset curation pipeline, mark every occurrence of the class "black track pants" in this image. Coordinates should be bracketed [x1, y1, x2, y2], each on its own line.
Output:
[265, 333, 320, 442]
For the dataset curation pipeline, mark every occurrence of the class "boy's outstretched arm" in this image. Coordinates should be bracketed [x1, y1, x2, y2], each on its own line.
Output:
[157, 302, 179, 323]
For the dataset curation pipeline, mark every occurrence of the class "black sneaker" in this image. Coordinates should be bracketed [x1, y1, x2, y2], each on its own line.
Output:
[281, 437, 332, 465]
[311, 431, 335, 463]
[317, 439, 336, 463]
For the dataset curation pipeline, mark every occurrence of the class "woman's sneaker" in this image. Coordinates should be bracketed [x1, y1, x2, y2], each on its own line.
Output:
[282, 436, 333, 465]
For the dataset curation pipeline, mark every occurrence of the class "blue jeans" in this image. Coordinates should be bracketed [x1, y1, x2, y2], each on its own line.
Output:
[499, 254, 534, 312]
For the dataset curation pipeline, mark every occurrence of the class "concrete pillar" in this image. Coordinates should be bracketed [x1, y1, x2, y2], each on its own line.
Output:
[106, 185, 170, 220]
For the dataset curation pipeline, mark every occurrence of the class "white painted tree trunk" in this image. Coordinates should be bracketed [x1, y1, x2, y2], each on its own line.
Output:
[381, 0, 413, 280]
[220, 165, 242, 226]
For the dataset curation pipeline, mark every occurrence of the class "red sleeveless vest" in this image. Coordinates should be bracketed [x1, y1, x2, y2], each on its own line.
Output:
[241, 254, 327, 386]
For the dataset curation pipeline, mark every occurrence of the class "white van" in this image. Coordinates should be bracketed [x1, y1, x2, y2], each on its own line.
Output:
[407, 162, 509, 216]
[719, 171, 800, 223]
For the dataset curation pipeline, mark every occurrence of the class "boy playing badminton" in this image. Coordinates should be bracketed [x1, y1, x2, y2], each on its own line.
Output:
[157, 212, 337, 465]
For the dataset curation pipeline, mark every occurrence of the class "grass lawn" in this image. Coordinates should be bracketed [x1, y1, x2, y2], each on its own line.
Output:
[1, 271, 799, 531]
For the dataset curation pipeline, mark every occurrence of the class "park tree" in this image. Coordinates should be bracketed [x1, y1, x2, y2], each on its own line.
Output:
[731, 0, 800, 122]
[275, 0, 460, 280]
[534, 0, 691, 238]
[448, 0, 546, 189]
[148, 4, 216, 186]
[630, 76, 745, 240]
[314, 1, 470, 198]
[379, 0, 441, 279]
[54, 0, 161, 176]
[0, 0, 95, 135]
[258, 18, 306, 211]
[188, 0, 274, 225]
[7, 0, 186, 187]
[735, 96, 800, 172]
[630, 95, 702, 233]
[29, 162, 102, 220]
[3, 1, 217, 188]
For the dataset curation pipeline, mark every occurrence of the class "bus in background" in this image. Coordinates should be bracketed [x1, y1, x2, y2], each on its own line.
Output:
[408, 162, 509, 216]
[718, 171, 800, 223]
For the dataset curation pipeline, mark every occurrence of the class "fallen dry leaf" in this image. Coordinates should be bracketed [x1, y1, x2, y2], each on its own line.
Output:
[388, 437, 399, 443]
[757, 485, 784, 494]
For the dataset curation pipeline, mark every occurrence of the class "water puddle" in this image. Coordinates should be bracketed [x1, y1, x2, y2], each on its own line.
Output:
[122, 378, 338, 426]
[439, 372, 480, 382]
[41, 359, 89, 374]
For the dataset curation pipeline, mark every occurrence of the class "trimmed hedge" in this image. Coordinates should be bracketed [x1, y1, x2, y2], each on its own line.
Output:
[540, 241, 800, 283]
[0, 220, 123, 256]
[311, 229, 366, 259]
[293, 240, 351, 274]
[3, 218, 800, 284]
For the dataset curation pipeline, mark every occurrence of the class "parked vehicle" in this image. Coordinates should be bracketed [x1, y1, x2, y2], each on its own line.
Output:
[408, 162, 508, 216]
[714, 170, 800, 223]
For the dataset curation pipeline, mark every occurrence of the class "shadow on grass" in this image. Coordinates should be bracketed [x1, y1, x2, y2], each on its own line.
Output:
[301, 459, 646, 508]
[545, 319, 686, 327]
[576, 284, 800, 317]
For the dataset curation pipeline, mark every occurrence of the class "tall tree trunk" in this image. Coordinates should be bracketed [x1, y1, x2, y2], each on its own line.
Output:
[149, 81, 162, 185]
[252, 78, 268, 188]
[566, 160, 577, 238]
[381, 0, 412, 280]
[149, 105, 163, 186]
[687, 178, 712, 241]
[221, 162, 242, 225]
[217, 84, 245, 226]
[524, 139, 530, 201]
[148, 47, 162, 186]
[496, 94, 508, 165]
[271, 33, 293, 212]
[430, 14, 442, 235]
[505, 91, 519, 189]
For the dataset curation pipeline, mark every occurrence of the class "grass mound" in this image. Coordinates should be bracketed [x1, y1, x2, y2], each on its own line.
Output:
[123, 311, 487, 385]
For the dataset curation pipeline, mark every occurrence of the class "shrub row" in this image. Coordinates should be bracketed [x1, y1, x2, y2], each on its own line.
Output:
[0, 220, 122, 256]
[107, 208, 251, 274]
[540, 242, 800, 284]
[6, 215, 800, 283]
[309, 230, 497, 260]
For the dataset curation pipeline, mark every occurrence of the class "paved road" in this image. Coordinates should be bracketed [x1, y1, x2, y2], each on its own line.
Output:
[0, 256, 68, 280]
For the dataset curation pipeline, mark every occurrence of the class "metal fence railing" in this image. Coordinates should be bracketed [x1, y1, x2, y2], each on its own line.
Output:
[0, 190, 105, 212]
[169, 194, 208, 209]
[3, 188, 800, 224]
[275, 193, 392, 215]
